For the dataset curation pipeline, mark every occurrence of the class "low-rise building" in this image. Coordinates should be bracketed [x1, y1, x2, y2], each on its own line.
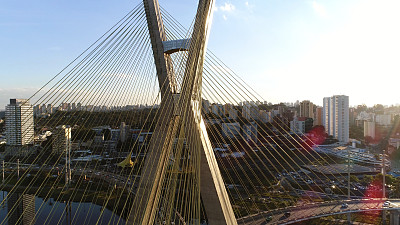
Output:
[221, 123, 241, 138]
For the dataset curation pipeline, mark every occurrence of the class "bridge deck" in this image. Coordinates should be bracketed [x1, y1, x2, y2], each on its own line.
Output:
[238, 199, 400, 225]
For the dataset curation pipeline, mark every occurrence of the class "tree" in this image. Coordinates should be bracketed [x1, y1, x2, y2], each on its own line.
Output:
[386, 174, 394, 185]
[373, 104, 385, 114]
[307, 125, 327, 145]
[0, 121, 4, 132]
[361, 175, 373, 185]
[349, 125, 363, 140]
[356, 104, 368, 113]
[373, 173, 394, 186]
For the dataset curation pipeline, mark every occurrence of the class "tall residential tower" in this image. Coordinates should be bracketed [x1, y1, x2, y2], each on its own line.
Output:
[5, 99, 34, 146]
[299, 100, 314, 118]
[323, 95, 349, 143]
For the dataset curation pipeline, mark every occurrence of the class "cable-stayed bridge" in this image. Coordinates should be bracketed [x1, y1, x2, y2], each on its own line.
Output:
[2, 0, 400, 224]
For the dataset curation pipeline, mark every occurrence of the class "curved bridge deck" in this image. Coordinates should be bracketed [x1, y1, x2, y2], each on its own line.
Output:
[237, 199, 400, 225]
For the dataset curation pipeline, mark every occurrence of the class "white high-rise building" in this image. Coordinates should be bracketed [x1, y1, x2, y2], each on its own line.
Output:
[5, 99, 34, 146]
[52, 125, 71, 154]
[323, 95, 349, 143]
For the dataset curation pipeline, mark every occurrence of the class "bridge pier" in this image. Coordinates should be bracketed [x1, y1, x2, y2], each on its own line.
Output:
[390, 210, 400, 225]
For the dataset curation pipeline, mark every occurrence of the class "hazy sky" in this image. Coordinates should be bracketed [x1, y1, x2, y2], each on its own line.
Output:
[1, 0, 400, 110]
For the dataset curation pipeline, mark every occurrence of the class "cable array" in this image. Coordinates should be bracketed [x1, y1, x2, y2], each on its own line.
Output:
[1, 1, 383, 225]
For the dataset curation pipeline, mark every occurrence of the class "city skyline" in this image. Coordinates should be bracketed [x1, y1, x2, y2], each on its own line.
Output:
[1, 1, 400, 223]
[2, 0, 400, 109]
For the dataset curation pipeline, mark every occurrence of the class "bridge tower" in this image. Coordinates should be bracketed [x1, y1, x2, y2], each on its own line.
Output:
[128, 0, 237, 224]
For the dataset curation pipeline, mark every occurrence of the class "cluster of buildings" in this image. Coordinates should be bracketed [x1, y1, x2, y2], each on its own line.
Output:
[1, 98, 155, 157]
[33, 102, 158, 117]
[87, 123, 152, 153]
[202, 95, 350, 144]
[347, 104, 400, 153]
[351, 110, 392, 140]
[0, 94, 354, 157]
[1, 99, 72, 156]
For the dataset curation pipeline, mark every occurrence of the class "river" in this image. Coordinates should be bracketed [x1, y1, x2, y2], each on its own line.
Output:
[0, 191, 125, 225]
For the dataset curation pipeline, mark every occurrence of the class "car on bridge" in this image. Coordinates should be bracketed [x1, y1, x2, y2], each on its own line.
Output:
[265, 215, 272, 223]
[341, 203, 348, 209]
[383, 201, 391, 207]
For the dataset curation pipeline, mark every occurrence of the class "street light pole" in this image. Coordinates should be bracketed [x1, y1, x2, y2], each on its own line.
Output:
[382, 149, 386, 199]
[348, 147, 350, 199]
[347, 147, 351, 224]
[382, 149, 386, 225]
[17, 159, 19, 179]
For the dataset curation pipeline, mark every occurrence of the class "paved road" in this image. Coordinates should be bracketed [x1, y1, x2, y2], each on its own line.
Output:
[237, 199, 400, 225]
[10, 166, 400, 224]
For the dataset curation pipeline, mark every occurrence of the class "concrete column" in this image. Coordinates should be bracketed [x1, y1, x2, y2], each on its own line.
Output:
[390, 210, 400, 225]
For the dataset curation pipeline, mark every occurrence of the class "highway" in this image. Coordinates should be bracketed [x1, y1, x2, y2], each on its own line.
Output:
[7, 165, 400, 224]
[237, 199, 400, 225]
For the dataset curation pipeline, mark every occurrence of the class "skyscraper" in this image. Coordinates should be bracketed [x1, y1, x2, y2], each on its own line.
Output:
[5, 99, 34, 146]
[323, 95, 349, 143]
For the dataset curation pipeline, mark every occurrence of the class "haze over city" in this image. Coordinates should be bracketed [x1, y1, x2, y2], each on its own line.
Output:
[2, 0, 400, 109]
